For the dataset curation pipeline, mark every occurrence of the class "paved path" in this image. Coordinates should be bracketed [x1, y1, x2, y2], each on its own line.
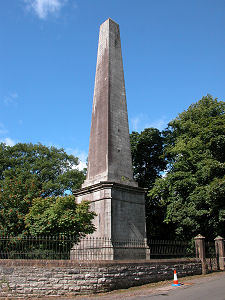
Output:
[69, 272, 225, 300]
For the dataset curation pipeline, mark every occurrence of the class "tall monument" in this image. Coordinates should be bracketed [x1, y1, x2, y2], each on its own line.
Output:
[74, 18, 148, 260]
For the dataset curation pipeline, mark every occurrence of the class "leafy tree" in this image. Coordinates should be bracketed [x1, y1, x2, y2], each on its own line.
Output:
[130, 128, 167, 239]
[0, 174, 41, 236]
[0, 143, 84, 196]
[149, 95, 225, 240]
[25, 195, 96, 238]
[0, 143, 85, 236]
[130, 128, 166, 189]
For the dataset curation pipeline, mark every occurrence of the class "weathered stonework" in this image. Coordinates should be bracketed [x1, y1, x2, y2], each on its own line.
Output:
[0, 259, 202, 297]
[83, 18, 136, 188]
[75, 182, 146, 240]
[74, 18, 147, 259]
[73, 182, 148, 260]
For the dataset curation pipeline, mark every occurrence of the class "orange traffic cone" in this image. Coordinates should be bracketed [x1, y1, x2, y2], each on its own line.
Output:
[171, 269, 181, 286]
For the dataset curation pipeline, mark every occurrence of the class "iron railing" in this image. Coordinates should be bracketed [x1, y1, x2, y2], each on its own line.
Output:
[205, 241, 217, 271]
[0, 236, 76, 260]
[0, 236, 196, 260]
[148, 239, 195, 258]
[205, 241, 216, 258]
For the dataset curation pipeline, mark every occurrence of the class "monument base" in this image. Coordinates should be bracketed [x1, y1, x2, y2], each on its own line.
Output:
[72, 182, 150, 260]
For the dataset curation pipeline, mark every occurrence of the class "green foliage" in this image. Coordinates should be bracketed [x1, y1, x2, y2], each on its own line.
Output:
[0, 143, 86, 236]
[130, 128, 166, 189]
[25, 195, 96, 238]
[0, 143, 85, 196]
[130, 128, 168, 239]
[0, 174, 41, 236]
[149, 95, 225, 240]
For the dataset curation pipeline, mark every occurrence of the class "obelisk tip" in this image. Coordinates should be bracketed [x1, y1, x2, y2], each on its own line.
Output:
[101, 18, 119, 26]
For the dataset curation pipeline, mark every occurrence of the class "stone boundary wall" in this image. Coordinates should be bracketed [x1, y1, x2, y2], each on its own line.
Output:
[0, 259, 202, 297]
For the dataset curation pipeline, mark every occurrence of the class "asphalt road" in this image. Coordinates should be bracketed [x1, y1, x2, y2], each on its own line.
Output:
[141, 273, 225, 300]
[70, 272, 225, 300]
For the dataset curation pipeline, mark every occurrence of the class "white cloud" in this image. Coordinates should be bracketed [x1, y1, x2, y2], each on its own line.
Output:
[74, 150, 87, 171]
[0, 138, 16, 146]
[4, 92, 18, 105]
[145, 119, 169, 131]
[130, 114, 169, 132]
[130, 117, 140, 132]
[0, 124, 16, 146]
[76, 160, 87, 171]
[0, 123, 8, 135]
[66, 148, 88, 171]
[24, 0, 66, 19]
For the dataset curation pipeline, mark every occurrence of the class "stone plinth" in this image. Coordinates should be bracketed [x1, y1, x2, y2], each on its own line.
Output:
[74, 182, 148, 260]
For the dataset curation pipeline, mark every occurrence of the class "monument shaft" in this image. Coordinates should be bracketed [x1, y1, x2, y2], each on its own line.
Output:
[83, 18, 136, 187]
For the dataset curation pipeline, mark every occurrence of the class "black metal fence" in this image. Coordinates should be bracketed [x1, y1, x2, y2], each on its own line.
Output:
[0, 236, 197, 260]
[0, 236, 75, 260]
[148, 239, 195, 259]
[205, 241, 217, 270]
[205, 241, 216, 258]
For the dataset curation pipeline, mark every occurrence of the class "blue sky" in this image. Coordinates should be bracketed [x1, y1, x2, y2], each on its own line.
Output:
[0, 0, 224, 169]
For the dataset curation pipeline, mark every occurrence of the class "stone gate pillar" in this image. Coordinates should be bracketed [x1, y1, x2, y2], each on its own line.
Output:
[214, 236, 225, 270]
[194, 234, 206, 274]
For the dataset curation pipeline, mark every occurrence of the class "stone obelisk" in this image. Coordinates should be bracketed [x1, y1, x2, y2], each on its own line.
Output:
[74, 18, 148, 260]
[82, 18, 137, 188]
